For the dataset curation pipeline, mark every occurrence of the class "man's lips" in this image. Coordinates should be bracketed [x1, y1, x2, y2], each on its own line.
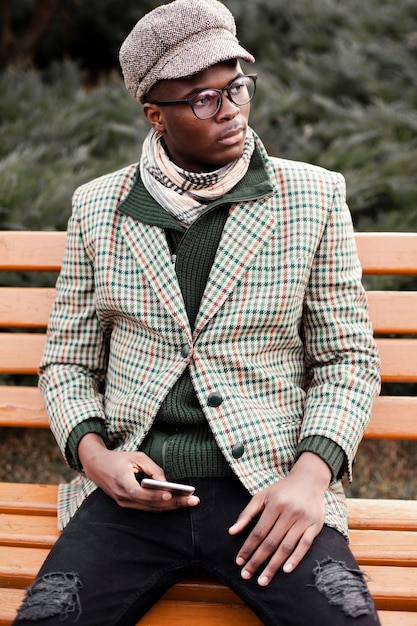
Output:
[218, 126, 245, 145]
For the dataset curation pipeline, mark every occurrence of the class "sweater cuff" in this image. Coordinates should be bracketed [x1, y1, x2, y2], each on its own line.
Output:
[65, 418, 107, 471]
[295, 436, 347, 482]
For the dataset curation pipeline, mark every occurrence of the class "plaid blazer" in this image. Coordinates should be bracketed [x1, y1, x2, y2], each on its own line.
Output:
[39, 136, 380, 531]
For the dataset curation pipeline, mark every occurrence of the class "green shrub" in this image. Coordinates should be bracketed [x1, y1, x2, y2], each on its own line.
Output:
[1, 0, 416, 232]
[0, 63, 148, 230]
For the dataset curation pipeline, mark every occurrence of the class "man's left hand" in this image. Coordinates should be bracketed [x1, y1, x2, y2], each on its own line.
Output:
[228, 452, 330, 586]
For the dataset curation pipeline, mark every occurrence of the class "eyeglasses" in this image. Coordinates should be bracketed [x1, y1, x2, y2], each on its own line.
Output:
[148, 74, 257, 120]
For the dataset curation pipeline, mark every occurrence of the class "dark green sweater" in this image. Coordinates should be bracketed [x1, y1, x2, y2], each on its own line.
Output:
[67, 146, 346, 482]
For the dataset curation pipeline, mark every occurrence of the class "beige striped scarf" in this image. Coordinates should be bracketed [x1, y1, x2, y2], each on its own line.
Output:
[140, 128, 254, 226]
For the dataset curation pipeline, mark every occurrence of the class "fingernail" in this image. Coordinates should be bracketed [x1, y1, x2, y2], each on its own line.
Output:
[258, 575, 269, 586]
[236, 556, 245, 566]
[241, 569, 251, 580]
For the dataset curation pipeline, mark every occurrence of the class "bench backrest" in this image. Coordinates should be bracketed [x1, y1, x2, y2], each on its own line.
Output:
[0, 231, 417, 439]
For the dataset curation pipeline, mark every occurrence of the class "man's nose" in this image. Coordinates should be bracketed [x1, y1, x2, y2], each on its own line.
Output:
[217, 89, 240, 119]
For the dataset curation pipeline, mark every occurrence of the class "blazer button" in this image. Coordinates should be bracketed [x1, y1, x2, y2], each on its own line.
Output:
[181, 344, 191, 358]
[232, 443, 245, 459]
[207, 392, 223, 407]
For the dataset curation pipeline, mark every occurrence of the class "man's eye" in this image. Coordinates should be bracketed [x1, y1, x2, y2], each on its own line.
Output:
[193, 92, 217, 108]
[230, 81, 246, 96]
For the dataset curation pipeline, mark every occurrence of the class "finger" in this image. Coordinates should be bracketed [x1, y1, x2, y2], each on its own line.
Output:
[239, 521, 287, 578]
[128, 491, 200, 512]
[233, 493, 289, 564]
[228, 496, 264, 535]
[171, 493, 200, 508]
[282, 525, 318, 574]
[119, 455, 166, 498]
[235, 512, 285, 570]
[256, 524, 318, 586]
[114, 481, 199, 510]
[130, 453, 166, 480]
[138, 485, 198, 506]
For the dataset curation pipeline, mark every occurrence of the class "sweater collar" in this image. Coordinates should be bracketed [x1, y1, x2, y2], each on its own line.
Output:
[118, 136, 273, 230]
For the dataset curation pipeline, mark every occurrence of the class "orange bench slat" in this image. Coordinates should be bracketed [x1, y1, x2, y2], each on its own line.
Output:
[0, 483, 57, 515]
[367, 291, 417, 334]
[0, 545, 50, 587]
[364, 396, 417, 439]
[2, 390, 417, 440]
[1, 335, 416, 380]
[1, 510, 415, 568]
[0, 231, 66, 272]
[355, 232, 417, 275]
[376, 338, 417, 382]
[0, 387, 48, 428]
[0, 288, 55, 328]
[0, 333, 46, 375]
[1, 289, 416, 335]
[347, 499, 417, 532]
[349, 529, 417, 566]
[0, 588, 415, 626]
[0, 514, 59, 549]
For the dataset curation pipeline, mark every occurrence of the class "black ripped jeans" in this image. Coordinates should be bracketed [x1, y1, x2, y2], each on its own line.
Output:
[13, 477, 381, 626]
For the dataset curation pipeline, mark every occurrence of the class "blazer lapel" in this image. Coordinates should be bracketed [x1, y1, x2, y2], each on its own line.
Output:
[121, 217, 191, 334]
[194, 198, 276, 335]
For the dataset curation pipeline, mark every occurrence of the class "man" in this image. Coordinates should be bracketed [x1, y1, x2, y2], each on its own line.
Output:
[14, 0, 381, 624]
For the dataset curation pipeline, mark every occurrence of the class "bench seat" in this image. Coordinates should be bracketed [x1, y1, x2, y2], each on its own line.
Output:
[0, 486, 417, 622]
[1, 230, 416, 624]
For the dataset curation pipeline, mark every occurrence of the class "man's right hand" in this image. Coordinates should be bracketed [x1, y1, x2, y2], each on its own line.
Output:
[78, 433, 200, 511]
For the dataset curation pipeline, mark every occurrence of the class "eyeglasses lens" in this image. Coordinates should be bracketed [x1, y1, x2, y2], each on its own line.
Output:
[191, 76, 256, 120]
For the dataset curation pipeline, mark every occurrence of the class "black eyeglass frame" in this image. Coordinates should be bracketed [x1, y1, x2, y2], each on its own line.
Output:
[148, 74, 258, 120]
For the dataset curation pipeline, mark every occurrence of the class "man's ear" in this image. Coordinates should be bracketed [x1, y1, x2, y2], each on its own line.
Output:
[142, 103, 165, 132]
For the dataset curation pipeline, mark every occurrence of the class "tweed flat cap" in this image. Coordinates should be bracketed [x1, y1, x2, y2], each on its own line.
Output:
[119, 0, 255, 103]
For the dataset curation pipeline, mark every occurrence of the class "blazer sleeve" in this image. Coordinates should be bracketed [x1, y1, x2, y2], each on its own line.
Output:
[300, 174, 380, 479]
[38, 194, 109, 467]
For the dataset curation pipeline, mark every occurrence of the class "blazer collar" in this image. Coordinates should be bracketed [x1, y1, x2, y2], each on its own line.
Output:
[118, 139, 275, 335]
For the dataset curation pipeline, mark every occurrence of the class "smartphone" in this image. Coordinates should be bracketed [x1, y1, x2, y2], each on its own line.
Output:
[141, 478, 195, 496]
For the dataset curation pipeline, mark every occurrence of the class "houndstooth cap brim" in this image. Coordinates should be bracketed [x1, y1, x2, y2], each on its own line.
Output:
[119, 0, 255, 103]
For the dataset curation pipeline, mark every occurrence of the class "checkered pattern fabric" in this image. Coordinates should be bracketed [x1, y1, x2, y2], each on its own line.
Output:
[39, 135, 380, 531]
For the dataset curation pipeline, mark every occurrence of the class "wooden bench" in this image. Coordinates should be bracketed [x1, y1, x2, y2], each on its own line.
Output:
[1, 230, 417, 625]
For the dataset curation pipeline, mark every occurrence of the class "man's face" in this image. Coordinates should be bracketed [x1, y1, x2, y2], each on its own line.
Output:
[143, 61, 251, 172]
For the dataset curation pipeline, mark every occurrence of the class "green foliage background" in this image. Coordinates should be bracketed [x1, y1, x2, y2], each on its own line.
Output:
[1, 0, 416, 233]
